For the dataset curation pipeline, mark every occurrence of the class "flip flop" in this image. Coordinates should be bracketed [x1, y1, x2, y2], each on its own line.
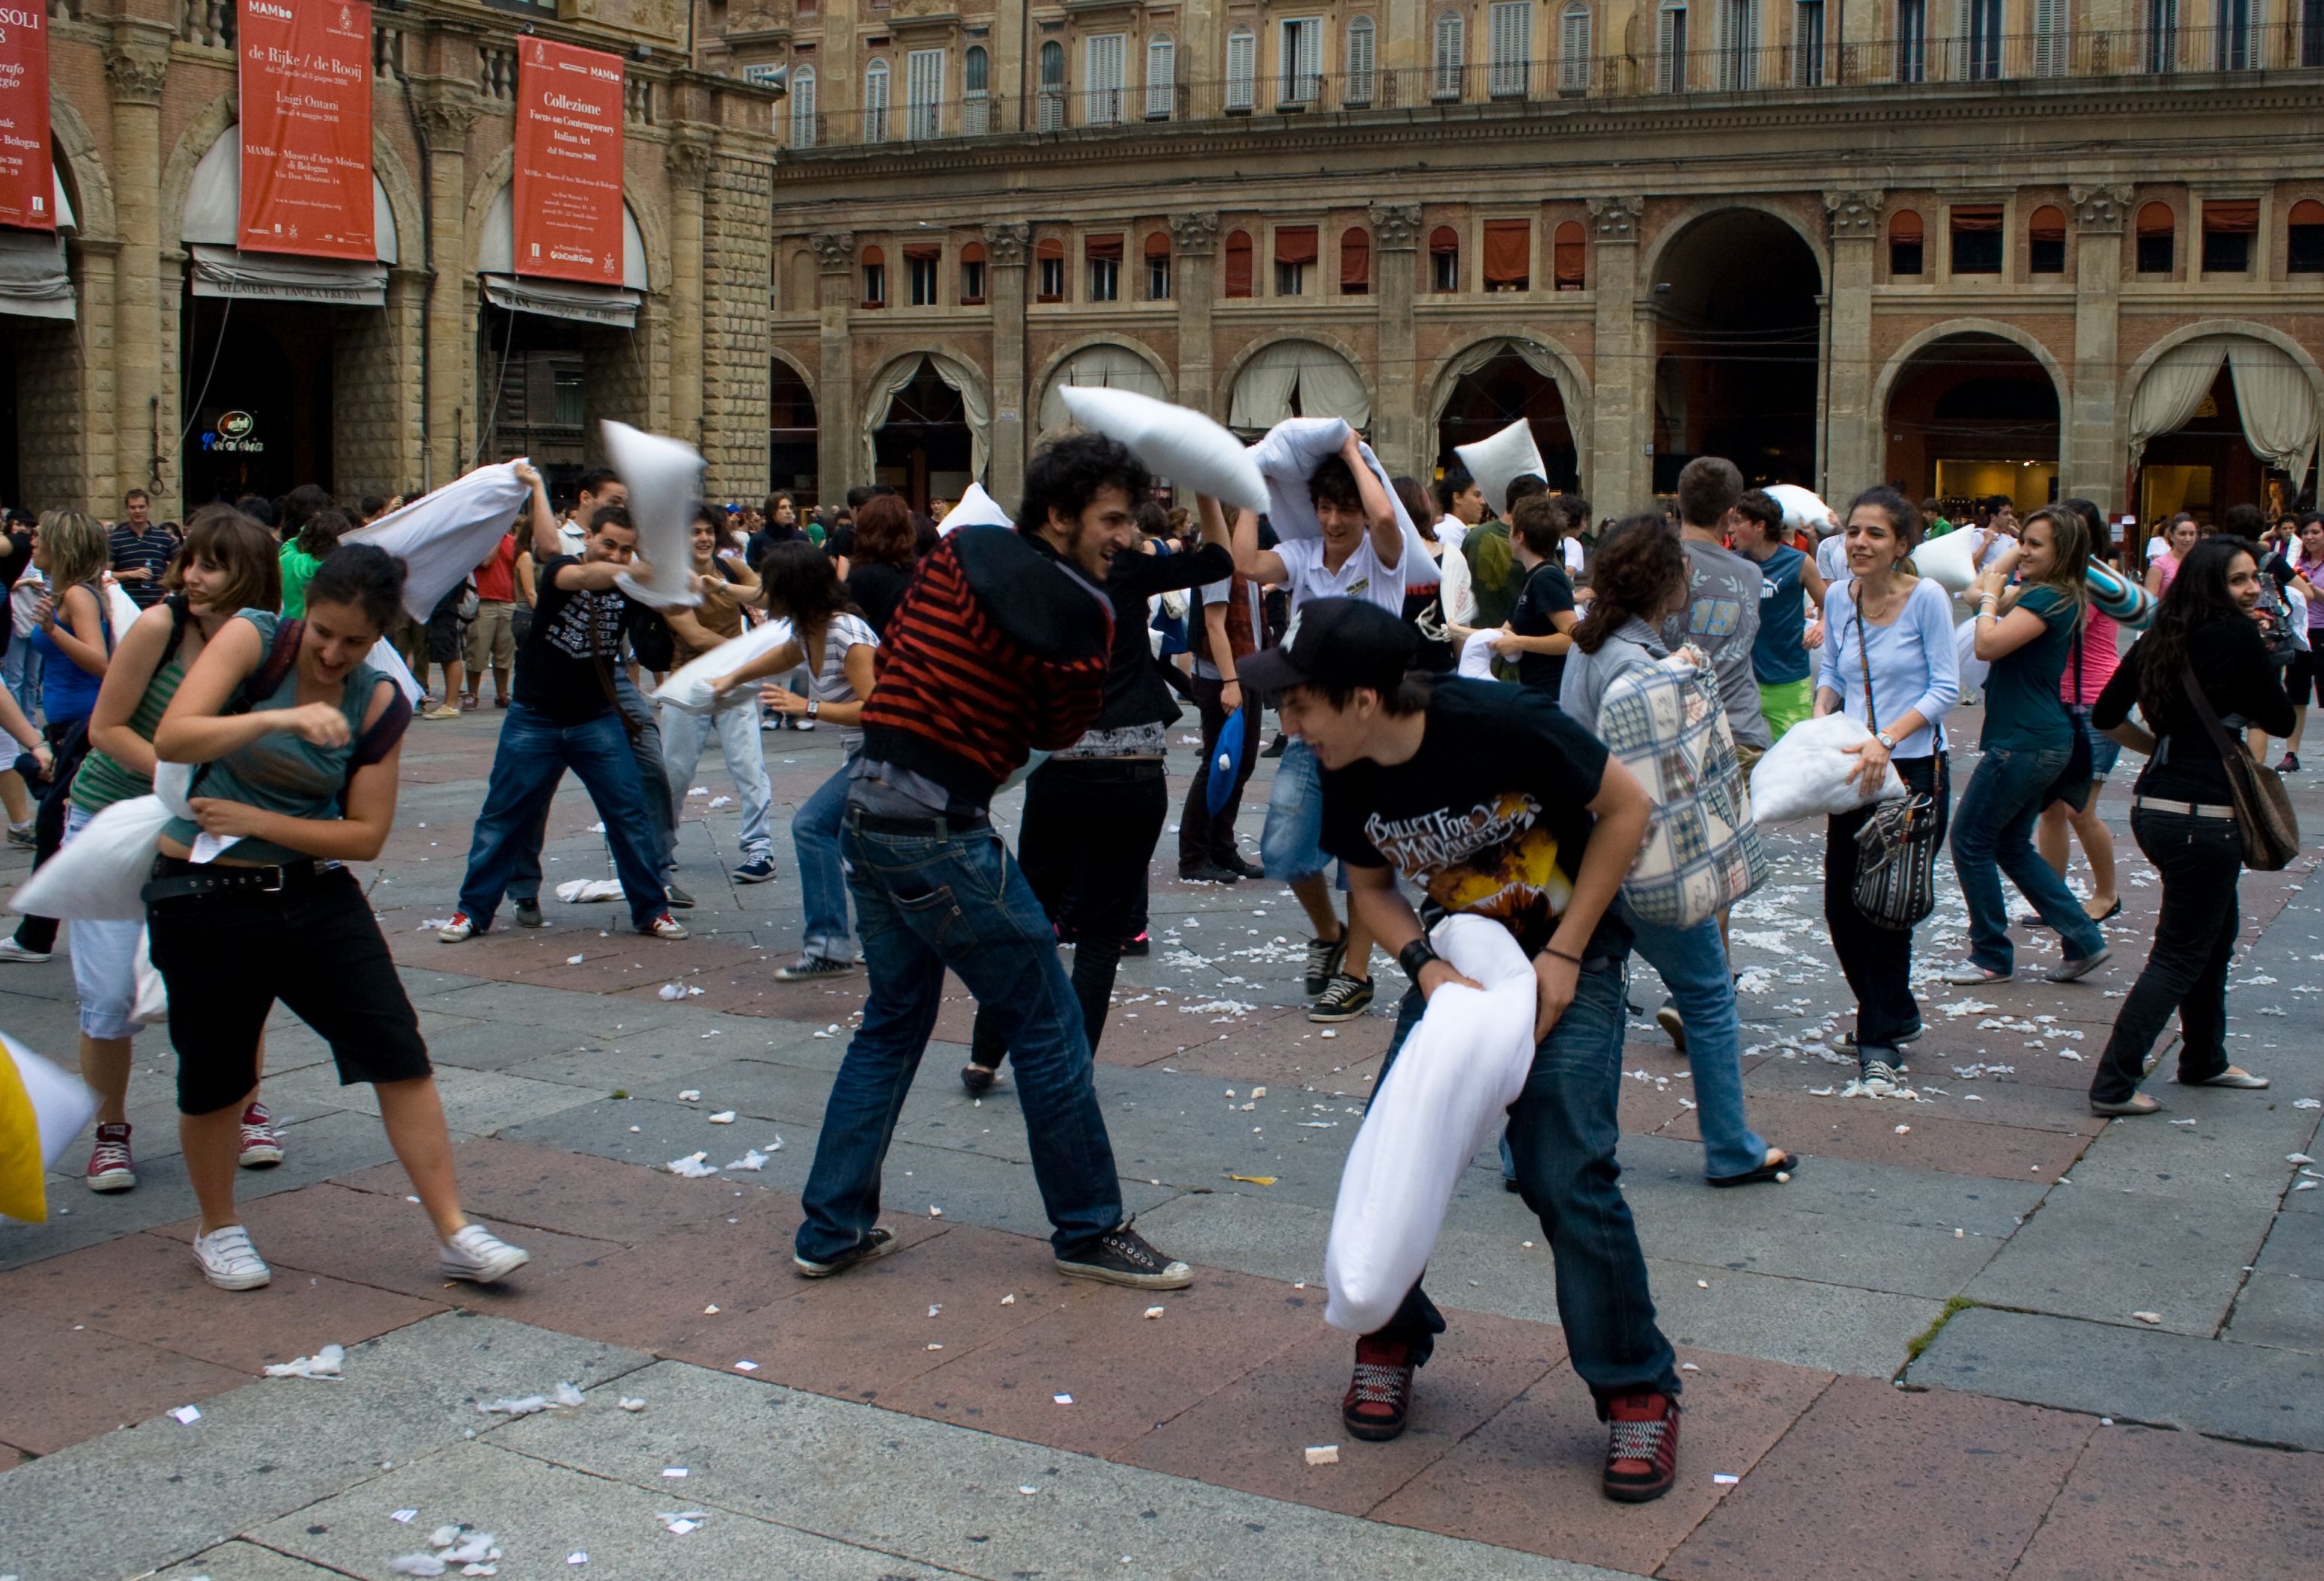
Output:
[1708, 1152, 1797, 1189]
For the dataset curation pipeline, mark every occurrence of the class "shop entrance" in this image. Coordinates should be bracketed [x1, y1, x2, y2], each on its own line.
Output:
[180, 296, 336, 507]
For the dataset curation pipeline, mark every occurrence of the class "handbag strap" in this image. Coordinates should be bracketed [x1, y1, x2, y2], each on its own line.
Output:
[1852, 585, 1879, 737]
[2178, 665, 2245, 769]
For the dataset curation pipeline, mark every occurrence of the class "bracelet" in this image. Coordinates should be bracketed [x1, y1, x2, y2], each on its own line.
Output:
[1539, 945, 1584, 966]
[1396, 938, 1440, 981]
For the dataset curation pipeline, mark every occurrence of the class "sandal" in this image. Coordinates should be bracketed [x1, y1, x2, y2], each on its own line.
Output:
[2090, 1093, 2161, 1117]
[1708, 1151, 1797, 1188]
[960, 1063, 998, 1096]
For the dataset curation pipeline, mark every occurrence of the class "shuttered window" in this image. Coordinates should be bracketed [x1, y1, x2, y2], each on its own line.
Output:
[1346, 17, 1378, 102]
[1226, 28, 1257, 108]
[862, 59, 890, 143]
[789, 65, 818, 147]
[905, 49, 944, 140]
[1085, 33, 1126, 124]
[1280, 17, 1323, 102]
[1490, 1, 1533, 94]
[1560, 3, 1593, 88]
[1433, 11, 1466, 96]
[1146, 35, 1175, 117]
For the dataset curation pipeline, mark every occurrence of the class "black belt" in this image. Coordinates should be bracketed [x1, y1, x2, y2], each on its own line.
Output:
[143, 856, 325, 904]
[846, 807, 991, 838]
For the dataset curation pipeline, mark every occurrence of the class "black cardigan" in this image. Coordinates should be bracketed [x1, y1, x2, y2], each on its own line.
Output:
[2093, 617, 2295, 803]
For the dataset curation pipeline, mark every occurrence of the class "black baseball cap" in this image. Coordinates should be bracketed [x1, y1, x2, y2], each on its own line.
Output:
[1237, 597, 1415, 695]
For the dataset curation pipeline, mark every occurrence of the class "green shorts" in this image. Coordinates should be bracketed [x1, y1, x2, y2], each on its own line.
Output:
[1758, 677, 1815, 740]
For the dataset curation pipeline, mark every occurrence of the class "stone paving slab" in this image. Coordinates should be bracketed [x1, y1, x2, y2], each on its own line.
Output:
[1963, 1181, 2276, 1335]
[155, 1541, 356, 1579]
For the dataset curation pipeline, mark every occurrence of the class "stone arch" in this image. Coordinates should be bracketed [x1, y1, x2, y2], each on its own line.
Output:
[860, 345, 993, 485]
[2125, 318, 2324, 400]
[1639, 196, 1830, 293]
[1421, 330, 1594, 463]
[1873, 318, 2070, 423]
[1218, 329, 1374, 430]
[159, 93, 238, 260]
[1031, 335, 1174, 438]
[47, 96, 115, 242]
[770, 345, 817, 394]
[463, 145, 671, 296]
[369, 134, 424, 275]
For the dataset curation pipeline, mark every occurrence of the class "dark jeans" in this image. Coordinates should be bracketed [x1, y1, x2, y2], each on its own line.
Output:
[1952, 743, 2106, 973]
[2090, 810, 2241, 1102]
[1825, 752, 1949, 1059]
[508, 673, 674, 902]
[457, 702, 668, 931]
[1372, 955, 1681, 1414]
[12, 718, 87, 956]
[971, 760, 1168, 1070]
[1178, 675, 1259, 871]
[795, 811, 1126, 1261]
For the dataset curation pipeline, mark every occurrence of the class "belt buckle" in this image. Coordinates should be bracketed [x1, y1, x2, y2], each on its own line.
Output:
[259, 865, 287, 893]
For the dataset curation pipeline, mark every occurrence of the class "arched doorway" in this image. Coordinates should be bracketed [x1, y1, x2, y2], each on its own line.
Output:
[1226, 339, 1370, 435]
[2131, 335, 2321, 524]
[1882, 332, 2061, 517]
[1432, 340, 1578, 491]
[1037, 342, 1166, 438]
[1649, 209, 1822, 491]
[770, 360, 817, 502]
[864, 354, 986, 511]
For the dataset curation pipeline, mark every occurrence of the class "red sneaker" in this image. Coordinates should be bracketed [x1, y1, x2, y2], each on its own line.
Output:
[238, 1102, 284, 1169]
[1341, 1336, 1417, 1441]
[86, 1121, 135, 1193]
[1603, 1391, 1680, 1503]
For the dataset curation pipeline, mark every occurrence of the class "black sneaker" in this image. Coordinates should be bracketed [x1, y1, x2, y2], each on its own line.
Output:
[1123, 931, 1150, 958]
[664, 883, 696, 911]
[1055, 1224, 1192, 1289]
[1223, 853, 1266, 881]
[1303, 934, 1349, 997]
[512, 898, 544, 929]
[1655, 997, 1688, 1054]
[794, 1226, 899, 1278]
[1858, 1059, 1903, 1096]
[775, 953, 856, 982]
[1833, 1020, 1921, 1053]
[1178, 862, 1241, 885]
[1260, 735, 1289, 759]
[1341, 1336, 1417, 1441]
[1311, 974, 1374, 1023]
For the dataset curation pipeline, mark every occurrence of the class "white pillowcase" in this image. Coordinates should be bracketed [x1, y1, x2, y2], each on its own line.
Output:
[8, 794, 175, 921]
[1059, 386, 1268, 514]
[1911, 530, 1980, 596]
[1765, 484, 1837, 536]
[601, 421, 704, 610]
[346, 461, 533, 624]
[652, 618, 795, 716]
[1248, 417, 1420, 551]
[1748, 712, 1906, 823]
[1453, 418, 1545, 517]
[937, 482, 1014, 535]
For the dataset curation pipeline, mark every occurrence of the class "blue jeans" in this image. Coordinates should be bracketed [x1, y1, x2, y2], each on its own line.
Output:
[457, 702, 668, 931]
[1952, 743, 2104, 974]
[1376, 954, 1681, 1409]
[792, 760, 855, 961]
[659, 696, 774, 862]
[1620, 900, 1767, 1180]
[3, 638, 38, 722]
[508, 673, 675, 902]
[794, 812, 1125, 1261]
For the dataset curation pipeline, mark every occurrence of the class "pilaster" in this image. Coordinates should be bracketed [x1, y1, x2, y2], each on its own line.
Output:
[2067, 184, 2131, 512]
[813, 231, 858, 500]
[1823, 189, 1882, 497]
[412, 84, 479, 493]
[1370, 203, 1422, 474]
[667, 131, 715, 448]
[1169, 211, 1217, 421]
[984, 220, 1031, 502]
[1586, 196, 1646, 508]
[105, 30, 170, 512]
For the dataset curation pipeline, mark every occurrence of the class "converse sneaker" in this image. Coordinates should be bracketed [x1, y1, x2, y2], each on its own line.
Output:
[794, 1226, 898, 1278]
[1055, 1224, 1192, 1290]
[1341, 1336, 1418, 1441]
[1858, 1059, 1904, 1096]
[0, 936, 51, 962]
[512, 898, 544, 929]
[1655, 996, 1688, 1054]
[238, 1102, 284, 1169]
[1603, 1391, 1680, 1503]
[193, 1224, 272, 1291]
[775, 953, 855, 981]
[734, 856, 777, 885]
[85, 1121, 135, 1192]
[437, 911, 478, 943]
[439, 1224, 531, 1285]
[1303, 934, 1349, 997]
[643, 912, 689, 941]
[1309, 973, 1374, 1023]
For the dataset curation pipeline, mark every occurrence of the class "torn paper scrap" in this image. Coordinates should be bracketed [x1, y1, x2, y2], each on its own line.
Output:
[667, 1153, 718, 1178]
[263, 1342, 346, 1379]
[553, 1381, 586, 1408]
[1304, 1445, 1340, 1465]
[475, 1396, 549, 1416]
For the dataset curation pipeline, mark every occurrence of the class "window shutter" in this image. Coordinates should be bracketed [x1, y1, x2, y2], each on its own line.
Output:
[1227, 28, 1256, 107]
[863, 62, 889, 141]
[1657, 2, 1686, 90]
[1434, 11, 1466, 95]
[1224, 229, 1253, 296]
[790, 66, 818, 147]
[1146, 36, 1175, 117]
[2031, 0, 2068, 73]
[1347, 20, 1377, 101]
[1560, 4, 1592, 87]
[906, 50, 944, 139]
[1086, 34, 1125, 123]
[1490, 2, 1533, 93]
[1296, 18, 1322, 98]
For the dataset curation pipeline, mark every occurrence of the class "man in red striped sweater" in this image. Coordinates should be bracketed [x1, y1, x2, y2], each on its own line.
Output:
[791, 435, 1193, 1291]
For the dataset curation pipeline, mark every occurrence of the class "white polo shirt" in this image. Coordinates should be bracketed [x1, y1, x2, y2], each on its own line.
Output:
[1275, 534, 1409, 616]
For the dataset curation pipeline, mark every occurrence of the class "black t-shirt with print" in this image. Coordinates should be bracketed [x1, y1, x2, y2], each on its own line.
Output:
[1508, 559, 1576, 696]
[1319, 679, 1619, 957]
[515, 555, 631, 724]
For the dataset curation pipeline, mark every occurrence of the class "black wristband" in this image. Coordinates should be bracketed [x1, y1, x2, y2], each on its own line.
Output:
[1397, 938, 1440, 981]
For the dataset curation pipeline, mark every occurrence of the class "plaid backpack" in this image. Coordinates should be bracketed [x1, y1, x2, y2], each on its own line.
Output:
[1596, 652, 1768, 929]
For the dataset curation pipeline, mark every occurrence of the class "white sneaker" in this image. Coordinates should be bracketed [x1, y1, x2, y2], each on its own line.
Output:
[439, 1223, 531, 1285]
[437, 911, 476, 943]
[643, 911, 689, 941]
[193, 1225, 272, 1291]
[0, 936, 51, 963]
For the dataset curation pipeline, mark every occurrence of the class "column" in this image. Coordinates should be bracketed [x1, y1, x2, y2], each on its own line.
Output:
[2066, 184, 2130, 513]
[1168, 211, 1218, 418]
[413, 87, 478, 494]
[1822, 190, 1882, 497]
[104, 33, 170, 512]
[812, 231, 858, 500]
[667, 131, 715, 448]
[1370, 204, 1422, 474]
[984, 220, 1030, 502]
[1586, 196, 1645, 509]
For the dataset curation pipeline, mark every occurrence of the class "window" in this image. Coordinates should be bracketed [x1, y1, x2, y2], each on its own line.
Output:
[1716, 0, 1757, 88]
[1038, 40, 1065, 131]
[1888, 208, 1924, 274]
[1036, 236, 1065, 302]
[905, 48, 944, 140]
[1144, 230, 1172, 299]
[959, 239, 986, 304]
[2215, 0, 2253, 68]
[2031, 0, 2068, 74]
[1429, 223, 1461, 290]
[1340, 227, 1371, 294]
[1347, 17, 1378, 102]
[861, 245, 886, 307]
[1086, 233, 1123, 300]
[2028, 205, 2067, 274]
[906, 245, 940, 305]
[1793, 0, 1823, 83]
[1146, 35, 1175, 118]
[2136, 201, 2175, 274]
[552, 369, 585, 426]
[1560, 3, 1593, 87]
[1224, 229, 1254, 296]
[1553, 220, 1585, 287]
[1959, 0, 2001, 80]
[789, 64, 818, 147]
[965, 46, 989, 135]
[1433, 11, 1466, 96]
[1483, 217, 1531, 289]
[862, 59, 890, 142]
[1490, 2, 1533, 95]
[2289, 199, 2324, 273]
[1896, 0, 1925, 80]
[1950, 204, 2002, 274]
[2202, 199, 2257, 272]
[1281, 17, 1323, 103]
[1086, 32, 1126, 124]
[2145, 0, 2177, 71]
[1275, 225, 1317, 294]
[1226, 27, 1257, 109]
[1657, 0, 1688, 90]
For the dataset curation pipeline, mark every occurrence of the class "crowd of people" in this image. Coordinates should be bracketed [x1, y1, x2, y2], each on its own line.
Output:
[6, 427, 2306, 1512]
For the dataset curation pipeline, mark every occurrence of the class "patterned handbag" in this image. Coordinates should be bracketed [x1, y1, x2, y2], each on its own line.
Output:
[1849, 592, 1942, 929]
[1599, 653, 1768, 929]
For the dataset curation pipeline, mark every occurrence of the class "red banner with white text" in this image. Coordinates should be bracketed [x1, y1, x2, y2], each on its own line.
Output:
[237, 0, 375, 259]
[0, 2, 53, 233]
[514, 39, 625, 284]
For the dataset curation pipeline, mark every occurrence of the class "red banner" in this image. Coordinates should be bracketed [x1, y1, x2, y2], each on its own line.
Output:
[514, 39, 625, 284]
[0, 2, 52, 233]
[237, 0, 374, 259]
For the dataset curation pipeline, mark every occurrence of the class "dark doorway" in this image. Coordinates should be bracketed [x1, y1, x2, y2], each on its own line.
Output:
[1649, 208, 1823, 492]
[1882, 333, 2061, 516]
[770, 362, 819, 504]
[872, 359, 971, 512]
[1433, 350, 1579, 491]
[180, 296, 336, 507]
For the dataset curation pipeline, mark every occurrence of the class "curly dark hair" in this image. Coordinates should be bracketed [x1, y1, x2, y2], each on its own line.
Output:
[1572, 513, 1686, 654]
[1017, 433, 1153, 537]
[851, 494, 916, 569]
[2137, 534, 2261, 726]
[304, 543, 407, 635]
[758, 539, 861, 628]
[1307, 455, 1363, 512]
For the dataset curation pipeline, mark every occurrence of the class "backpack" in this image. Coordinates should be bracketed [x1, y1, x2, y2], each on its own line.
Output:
[1596, 652, 1768, 929]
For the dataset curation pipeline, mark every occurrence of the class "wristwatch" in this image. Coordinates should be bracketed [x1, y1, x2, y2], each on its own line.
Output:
[1396, 938, 1440, 982]
[1874, 729, 1896, 750]
[806, 698, 821, 719]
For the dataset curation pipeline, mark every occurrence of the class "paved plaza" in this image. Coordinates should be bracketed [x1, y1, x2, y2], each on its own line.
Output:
[2, 707, 2321, 1580]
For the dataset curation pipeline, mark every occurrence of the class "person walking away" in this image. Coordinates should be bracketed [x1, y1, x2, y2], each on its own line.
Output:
[462, 528, 520, 710]
[2031, 499, 2127, 926]
[840, 494, 916, 640]
[1252, 596, 1683, 1502]
[1730, 488, 1827, 740]
[2280, 510, 2324, 771]
[416, 578, 468, 720]
[147, 544, 530, 1291]
[278, 507, 349, 619]
[792, 433, 1192, 1293]
[1946, 506, 2108, 985]
[2086, 535, 2292, 1114]
[1814, 488, 1959, 1093]
[108, 488, 175, 610]
[1178, 522, 1268, 883]
[655, 505, 776, 884]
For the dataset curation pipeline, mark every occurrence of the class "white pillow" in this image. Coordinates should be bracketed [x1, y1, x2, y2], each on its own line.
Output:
[1748, 712, 1906, 823]
[1911, 530, 1979, 596]
[1248, 417, 1418, 546]
[8, 793, 175, 921]
[601, 420, 704, 610]
[1954, 616, 1991, 694]
[7, 1035, 96, 1175]
[652, 618, 795, 716]
[346, 461, 533, 624]
[1059, 385, 1267, 514]
[1764, 484, 1837, 536]
[937, 482, 1014, 536]
[1453, 418, 1545, 517]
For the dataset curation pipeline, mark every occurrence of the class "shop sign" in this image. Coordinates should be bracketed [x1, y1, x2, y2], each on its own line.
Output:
[202, 411, 266, 455]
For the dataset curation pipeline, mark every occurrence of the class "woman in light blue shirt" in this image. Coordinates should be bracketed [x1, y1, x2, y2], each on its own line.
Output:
[1813, 488, 1960, 1093]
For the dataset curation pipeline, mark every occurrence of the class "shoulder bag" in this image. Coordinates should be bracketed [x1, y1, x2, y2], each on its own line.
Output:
[1849, 588, 1943, 930]
[1599, 651, 1767, 929]
[2180, 668, 2299, 871]
[2041, 621, 2094, 812]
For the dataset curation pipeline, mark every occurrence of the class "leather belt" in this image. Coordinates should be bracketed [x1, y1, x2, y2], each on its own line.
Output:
[846, 808, 992, 838]
[142, 856, 324, 903]
[2131, 795, 2236, 820]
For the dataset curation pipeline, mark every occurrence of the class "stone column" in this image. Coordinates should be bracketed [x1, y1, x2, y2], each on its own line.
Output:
[413, 88, 478, 494]
[104, 34, 170, 512]
[2067, 184, 2131, 514]
[666, 131, 715, 449]
[984, 220, 1030, 502]
[812, 230, 858, 500]
[1586, 196, 1645, 508]
[1168, 211, 1218, 418]
[1823, 189, 1882, 497]
[1370, 203, 1422, 474]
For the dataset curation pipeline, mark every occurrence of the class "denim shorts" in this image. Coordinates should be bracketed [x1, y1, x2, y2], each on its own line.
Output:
[2068, 704, 2122, 780]
[62, 804, 144, 1041]
[1259, 738, 1347, 889]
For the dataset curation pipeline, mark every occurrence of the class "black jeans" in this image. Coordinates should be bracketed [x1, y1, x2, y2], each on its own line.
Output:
[1178, 674, 1259, 871]
[970, 759, 1168, 1071]
[1824, 752, 1949, 1058]
[2090, 809, 2242, 1102]
[13, 718, 89, 956]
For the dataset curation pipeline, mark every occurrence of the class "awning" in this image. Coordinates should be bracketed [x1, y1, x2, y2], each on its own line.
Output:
[191, 243, 387, 306]
[0, 230, 73, 321]
[482, 272, 643, 328]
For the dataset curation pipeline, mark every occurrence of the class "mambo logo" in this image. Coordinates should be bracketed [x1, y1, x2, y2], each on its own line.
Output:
[246, 0, 293, 18]
[217, 411, 256, 441]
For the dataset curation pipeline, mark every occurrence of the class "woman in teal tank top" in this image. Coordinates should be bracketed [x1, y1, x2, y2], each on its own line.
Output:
[146, 544, 532, 1294]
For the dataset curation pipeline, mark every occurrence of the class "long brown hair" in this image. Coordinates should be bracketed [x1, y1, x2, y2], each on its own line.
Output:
[2002, 506, 2090, 617]
[1572, 513, 1686, 655]
[172, 505, 284, 614]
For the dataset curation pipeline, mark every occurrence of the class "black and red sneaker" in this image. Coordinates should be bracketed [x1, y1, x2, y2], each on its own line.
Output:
[1341, 1336, 1417, 1442]
[1603, 1391, 1680, 1503]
